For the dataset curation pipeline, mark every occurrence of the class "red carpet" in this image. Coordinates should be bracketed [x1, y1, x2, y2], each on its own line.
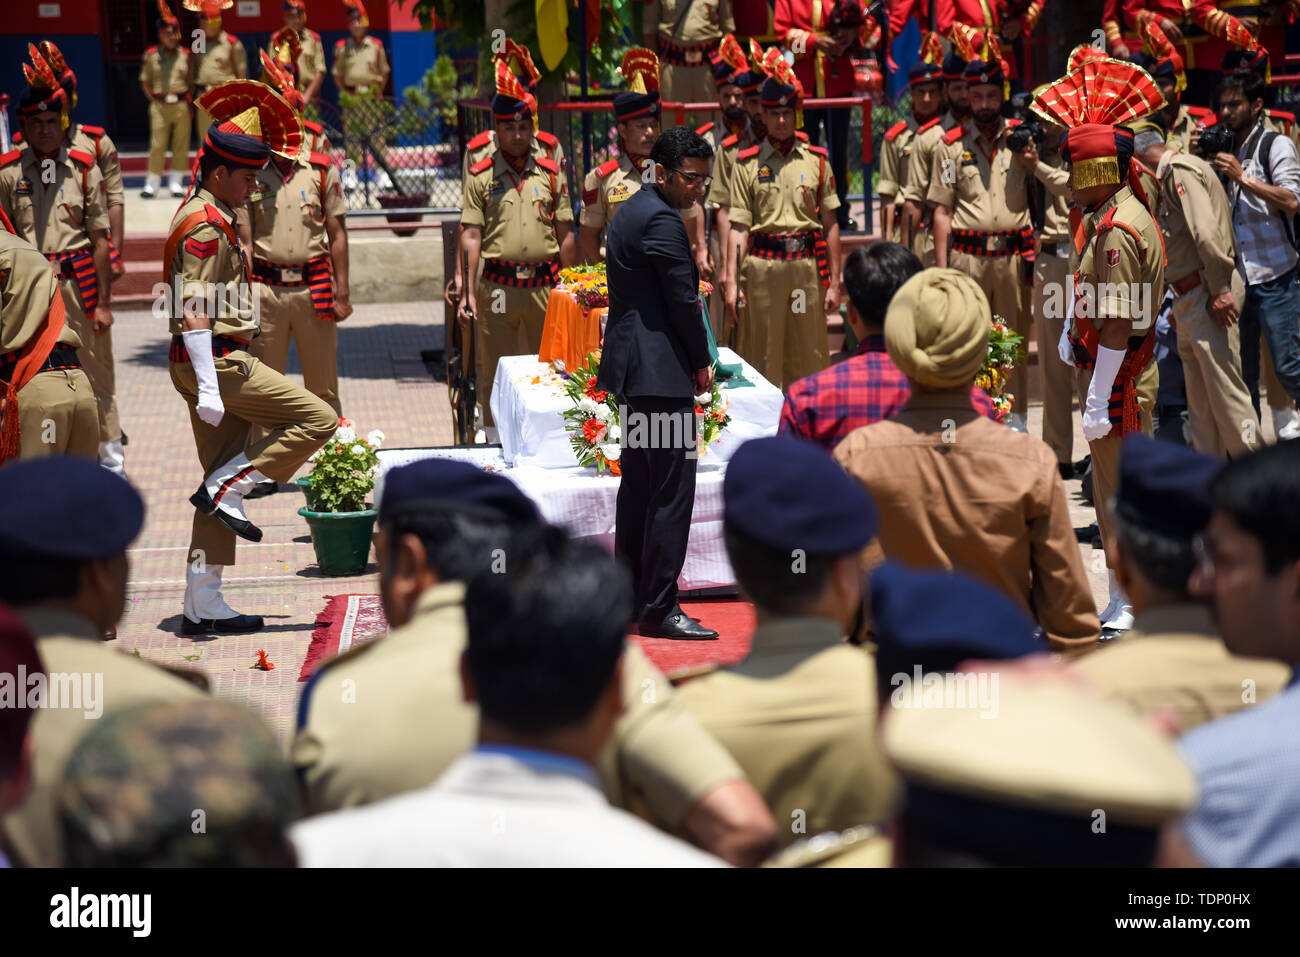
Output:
[301, 595, 755, 682]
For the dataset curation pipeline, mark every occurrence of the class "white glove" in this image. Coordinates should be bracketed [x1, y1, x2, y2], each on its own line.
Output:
[183, 329, 225, 427]
[1082, 344, 1125, 442]
[1058, 323, 1074, 366]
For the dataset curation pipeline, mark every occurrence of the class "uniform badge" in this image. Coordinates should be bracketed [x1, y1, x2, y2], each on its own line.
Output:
[249, 190, 265, 203]
[1106, 248, 1120, 267]
[1176, 183, 1186, 196]
[15, 178, 32, 196]
[609, 184, 630, 198]
[488, 178, 506, 196]
[757, 163, 774, 183]
[960, 149, 977, 168]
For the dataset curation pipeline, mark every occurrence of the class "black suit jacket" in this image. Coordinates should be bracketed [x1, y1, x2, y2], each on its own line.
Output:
[596, 185, 711, 399]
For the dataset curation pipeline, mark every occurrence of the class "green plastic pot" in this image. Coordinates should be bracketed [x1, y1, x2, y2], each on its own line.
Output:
[298, 505, 377, 576]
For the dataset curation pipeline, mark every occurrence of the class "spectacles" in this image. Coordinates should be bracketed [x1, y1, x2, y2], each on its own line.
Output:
[671, 167, 713, 189]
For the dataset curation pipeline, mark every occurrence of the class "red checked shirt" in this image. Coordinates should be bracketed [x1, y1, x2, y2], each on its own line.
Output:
[778, 333, 997, 452]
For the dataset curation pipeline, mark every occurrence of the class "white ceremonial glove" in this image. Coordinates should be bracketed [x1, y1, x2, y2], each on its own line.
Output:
[1082, 344, 1125, 442]
[1058, 323, 1074, 366]
[183, 328, 225, 427]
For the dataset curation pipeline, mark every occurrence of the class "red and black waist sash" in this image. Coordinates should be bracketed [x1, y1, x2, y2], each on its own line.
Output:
[481, 257, 560, 289]
[657, 36, 720, 67]
[253, 255, 334, 315]
[1067, 311, 1156, 437]
[951, 226, 1035, 265]
[44, 248, 98, 316]
[747, 231, 830, 288]
[168, 333, 250, 363]
[0, 345, 80, 383]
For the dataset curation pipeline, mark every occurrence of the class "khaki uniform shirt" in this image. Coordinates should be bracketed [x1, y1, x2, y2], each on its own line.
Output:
[675, 618, 899, 847]
[0, 229, 80, 351]
[332, 36, 388, 93]
[70, 125, 124, 209]
[139, 45, 193, 97]
[833, 393, 1101, 650]
[1, 608, 206, 867]
[1032, 148, 1072, 243]
[247, 156, 345, 265]
[707, 124, 761, 210]
[901, 111, 960, 206]
[1166, 105, 1204, 154]
[461, 132, 566, 207]
[580, 153, 651, 231]
[167, 187, 256, 339]
[292, 583, 743, 825]
[1074, 603, 1291, 735]
[462, 152, 572, 261]
[194, 30, 246, 88]
[928, 118, 1031, 232]
[1157, 150, 1238, 296]
[877, 117, 921, 201]
[0, 146, 108, 255]
[1071, 184, 1164, 335]
[729, 138, 840, 232]
[646, 0, 734, 45]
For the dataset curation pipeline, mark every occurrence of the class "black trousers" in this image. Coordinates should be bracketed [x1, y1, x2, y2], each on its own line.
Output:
[803, 107, 851, 225]
[615, 395, 698, 624]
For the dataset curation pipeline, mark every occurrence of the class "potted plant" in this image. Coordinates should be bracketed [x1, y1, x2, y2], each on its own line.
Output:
[298, 419, 386, 575]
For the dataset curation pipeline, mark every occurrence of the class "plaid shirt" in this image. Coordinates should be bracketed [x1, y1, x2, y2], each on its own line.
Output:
[778, 334, 998, 452]
[1230, 120, 1300, 285]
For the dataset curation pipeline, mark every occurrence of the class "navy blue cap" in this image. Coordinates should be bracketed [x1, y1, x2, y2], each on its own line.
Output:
[613, 90, 661, 121]
[871, 562, 1042, 683]
[378, 459, 539, 526]
[723, 437, 878, 555]
[1115, 434, 1220, 540]
[963, 58, 1005, 88]
[0, 458, 144, 560]
[908, 61, 943, 88]
[760, 75, 800, 108]
[941, 53, 967, 82]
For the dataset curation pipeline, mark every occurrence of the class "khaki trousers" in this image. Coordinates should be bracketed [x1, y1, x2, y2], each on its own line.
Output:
[953, 250, 1031, 415]
[59, 276, 120, 443]
[1172, 277, 1259, 457]
[660, 62, 716, 107]
[148, 101, 191, 176]
[739, 255, 829, 389]
[249, 283, 342, 413]
[15, 368, 98, 460]
[171, 350, 336, 566]
[474, 280, 550, 428]
[1034, 251, 1075, 464]
[1076, 359, 1157, 563]
[912, 225, 937, 268]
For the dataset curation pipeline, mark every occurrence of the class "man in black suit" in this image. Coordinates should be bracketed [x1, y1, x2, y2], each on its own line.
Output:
[597, 126, 719, 640]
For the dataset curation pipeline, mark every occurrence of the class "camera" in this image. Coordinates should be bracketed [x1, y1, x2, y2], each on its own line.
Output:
[1006, 93, 1046, 153]
[1194, 124, 1236, 160]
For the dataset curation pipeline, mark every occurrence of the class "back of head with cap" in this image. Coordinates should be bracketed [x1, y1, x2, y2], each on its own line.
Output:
[723, 436, 878, 619]
[884, 269, 990, 390]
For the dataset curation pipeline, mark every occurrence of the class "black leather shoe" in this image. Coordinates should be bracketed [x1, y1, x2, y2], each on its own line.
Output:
[181, 614, 265, 636]
[640, 612, 719, 640]
[244, 480, 278, 499]
[1057, 462, 1074, 481]
[190, 485, 263, 542]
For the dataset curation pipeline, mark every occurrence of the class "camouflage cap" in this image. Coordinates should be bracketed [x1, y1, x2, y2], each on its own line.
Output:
[57, 700, 298, 867]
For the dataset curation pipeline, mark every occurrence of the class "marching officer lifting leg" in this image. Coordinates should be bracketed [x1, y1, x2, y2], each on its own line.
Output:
[167, 81, 336, 634]
[141, 3, 194, 199]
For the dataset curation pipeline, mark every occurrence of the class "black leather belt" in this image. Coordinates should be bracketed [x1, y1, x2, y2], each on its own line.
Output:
[0, 346, 81, 383]
[1040, 241, 1069, 256]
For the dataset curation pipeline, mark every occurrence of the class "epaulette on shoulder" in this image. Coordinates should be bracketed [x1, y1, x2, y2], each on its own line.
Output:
[536, 129, 559, 148]
[807, 144, 828, 157]
[469, 155, 493, 175]
[369, 36, 383, 47]
[226, 32, 239, 44]
[796, 130, 809, 141]
[1006, 117, 1022, 129]
[884, 120, 907, 141]
[695, 120, 714, 136]
[303, 119, 322, 135]
[308, 29, 321, 39]
[942, 125, 965, 145]
[307, 151, 331, 168]
[467, 129, 492, 151]
[536, 156, 558, 173]
[68, 148, 95, 169]
[595, 158, 620, 178]
[721, 132, 740, 149]
[80, 124, 105, 137]
[334, 38, 346, 48]
[737, 144, 761, 161]
[1270, 108, 1295, 130]
[0, 149, 21, 169]
[1186, 104, 1212, 118]
[918, 116, 942, 133]
[145, 45, 159, 55]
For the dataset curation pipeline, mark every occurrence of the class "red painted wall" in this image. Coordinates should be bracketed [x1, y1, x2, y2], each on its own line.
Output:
[6, 0, 101, 34]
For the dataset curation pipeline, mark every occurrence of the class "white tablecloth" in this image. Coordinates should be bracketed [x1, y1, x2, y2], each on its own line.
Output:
[376, 447, 737, 590]
[489, 347, 784, 469]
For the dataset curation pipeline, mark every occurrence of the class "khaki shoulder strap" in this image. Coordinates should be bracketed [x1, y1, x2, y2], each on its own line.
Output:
[163, 204, 242, 285]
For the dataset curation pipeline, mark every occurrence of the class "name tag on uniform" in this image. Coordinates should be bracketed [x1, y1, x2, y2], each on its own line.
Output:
[15, 178, 32, 196]
[757, 163, 774, 183]
[165, 94, 179, 104]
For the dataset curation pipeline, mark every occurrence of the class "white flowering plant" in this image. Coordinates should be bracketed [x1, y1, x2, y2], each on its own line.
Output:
[303, 418, 385, 512]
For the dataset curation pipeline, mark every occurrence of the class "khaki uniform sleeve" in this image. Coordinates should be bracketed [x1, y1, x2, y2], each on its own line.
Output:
[0, 168, 16, 224]
[552, 172, 573, 225]
[323, 164, 346, 220]
[926, 138, 958, 209]
[176, 222, 229, 305]
[139, 51, 155, 87]
[1180, 165, 1237, 297]
[720, 0, 735, 33]
[0, 243, 63, 353]
[83, 164, 109, 234]
[1094, 227, 1147, 322]
[729, 160, 755, 229]
[376, 42, 390, 79]
[233, 38, 247, 77]
[602, 643, 744, 827]
[310, 37, 326, 77]
[818, 153, 841, 213]
[94, 131, 125, 208]
[708, 148, 732, 208]
[331, 44, 344, 85]
[460, 171, 487, 228]
[1033, 157, 1071, 197]
[877, 138, 902, 199]
[579, 168, 606, 229]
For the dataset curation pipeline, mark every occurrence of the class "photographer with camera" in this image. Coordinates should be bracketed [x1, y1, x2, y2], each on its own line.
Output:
[1209, 69, 1300, 431]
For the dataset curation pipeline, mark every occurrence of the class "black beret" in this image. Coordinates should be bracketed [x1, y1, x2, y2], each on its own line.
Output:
[1115, 434, 1221, 540]
[0, 458, 143, 560]
[377, 459, 539, 526]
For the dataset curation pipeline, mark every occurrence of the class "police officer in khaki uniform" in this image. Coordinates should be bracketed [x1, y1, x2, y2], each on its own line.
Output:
[644, 0, 735, 105]
[0, 458, 208, 868]
[727, 55, 842, 388]
[460, 65, 576, 433]
[0, 87, 120, 474]
[1135, 121, 1258, 458]
[930, 55, 1034, 430]
[899, 51, 970, 265]
[261, 40, 332, 157]
[1033, 59, 1166, 639]
[877, 59, 943, 243]
[674, 438, 899, 848]
[280, 0, 326, 104]
[1074, 436, 1290, 733]
[140, 3, 194, 199]
[333, 0, 388, 97]
[0, 228, 97, 462]
[167, 83, 335, 635]
[191, 1, 249, 142]
[294, 459, 779, 867]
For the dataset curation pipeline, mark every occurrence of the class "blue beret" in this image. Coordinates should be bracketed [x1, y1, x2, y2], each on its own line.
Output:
[870, 562, 1042, 682]
[724, 437, 878, 555]
[1115, 434, 1220, 540]
[0, 458, 143, 560]
[378, 459, 538, 526]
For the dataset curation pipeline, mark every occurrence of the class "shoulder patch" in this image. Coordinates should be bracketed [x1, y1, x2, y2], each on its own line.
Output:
[68, 148, 95, 169]
[226, 32, 239, 44]
[595, 158, 620, 178]
[807, 144, 828, 158]
[184, 235, 220, 260]
[334, 38, 346, 48]
[795, 131, 809, 141]
[918, 116, 942, 133]
[721, 133, 739, 148]
[469, 155, 493, 175]
[737, 145, 761, 161]
[369, 37, 383, 47]
[536, 129, 559, 148]
[1006, 117, 1022, 129]
[307, 151, 331, 169]
[0, 149, 21, 168]
[467, 130, 492, 151]
[536, 156, 558, 174]
[309, 29, 321, 39]
[1186, 105, 1211, 118]
[80, 124, 105, 138]
[695, 121, 714, 136]
[145, 45, 158, 55]
[884, 120, 907, 142]
[303, 120, 322, 135]
[942, 126, 965, 145]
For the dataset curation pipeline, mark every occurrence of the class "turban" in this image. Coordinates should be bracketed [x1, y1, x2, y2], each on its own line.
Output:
[884, 270, 990, 389]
